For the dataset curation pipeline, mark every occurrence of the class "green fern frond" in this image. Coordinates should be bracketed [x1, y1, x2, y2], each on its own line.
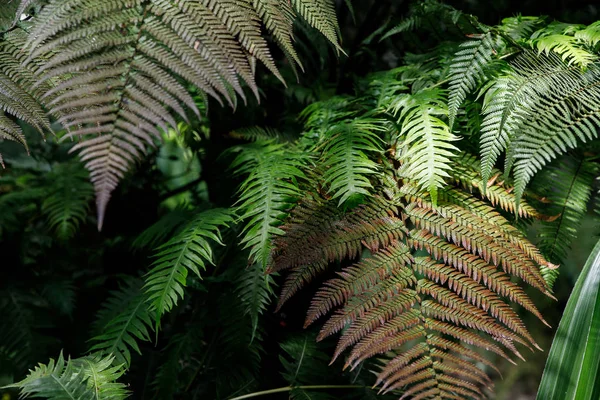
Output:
[318, 118, 384, 205]
[213, 286, 266, 396]
[533, 154, 596, 264]
[5, 352, 128, 400]
[0, 2, 18, 31]
[534, 34, 597, 67]
[89, 277, 153, 368]
[279, 335, 336, 399]
[380, 0, 466, 41]
[40, 279, 77, 317]
[448, 32, 503, 128]
[230, 140, 306, 269]
[237, 262, 276, 341]
[574, 21, 600, 46]
[41, 163, 94, 240]
[132, 207, 194, 251]
[392, 88, 460, 205]
[480, 51, 600, 203]
[144, 208, 233, 327]
[230, 126, 286, 142]
[479, 50, 600, 197]
[499, 15, 546, 40]
[0, 287, 37, 374]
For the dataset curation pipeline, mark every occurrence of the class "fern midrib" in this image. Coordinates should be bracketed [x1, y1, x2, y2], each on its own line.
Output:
[81, 358, 101, 400]
[257, 164, 277, 269]
[49, 372, 78, 400]
[156, 237, 192, 319]
[96, 1, 150, 228]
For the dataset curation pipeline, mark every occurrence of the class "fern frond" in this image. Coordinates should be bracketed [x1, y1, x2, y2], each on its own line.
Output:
[574, 21, 600, 46]
[479, 51, 600, 202]
[41, 163, 94, 240]
[392, 88, 460, 205]
[230, 140, 306, 269]
[534, 34, 597, 67]
[381, 0, 466, 41]
[271, 195, 406, 307]
[499, 15, 545, 40]
[0, 287, 38, 374]
[144, 208, 233, 327]
[0, 30, 52, 160]
[23, 0, 340, 227]
[279, 334, 336, 399]
[0, 1, 18, 31]
[272, 156, 555, 398]
[5, 352, 128, 400]
[533, 154, 596, 264]
[230, 126, 286, 142]
[448, 32, 503, 128]
[479, 50, 600, 194]
[152, 327, 202, 400]
[89, 277, 153, 368]
[318, 118, 384, 205]
[237, 262, 276, 341]
[132, 207, 194, 251]
[290, 0, 341, 53]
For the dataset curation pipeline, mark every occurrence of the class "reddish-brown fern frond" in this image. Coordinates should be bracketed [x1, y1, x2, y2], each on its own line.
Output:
[270, 195, 407, 309]
[270, 154, 555, 399]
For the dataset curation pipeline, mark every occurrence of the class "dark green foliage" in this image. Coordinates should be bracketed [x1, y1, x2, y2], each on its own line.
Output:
[3, 1, 600, 400]
[532, 154, 598, 264]
[89, 277, 153, 368]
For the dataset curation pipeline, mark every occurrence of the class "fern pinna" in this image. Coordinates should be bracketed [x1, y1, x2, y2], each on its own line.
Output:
[269, 153, 556, 399]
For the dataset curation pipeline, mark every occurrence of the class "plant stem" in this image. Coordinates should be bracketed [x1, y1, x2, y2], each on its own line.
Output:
[227, 385, 364, 400]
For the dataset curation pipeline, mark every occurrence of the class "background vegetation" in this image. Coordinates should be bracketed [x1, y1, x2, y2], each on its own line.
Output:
[1, 0, 600, 399]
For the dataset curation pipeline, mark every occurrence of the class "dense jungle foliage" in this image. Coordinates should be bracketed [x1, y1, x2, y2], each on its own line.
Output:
[1, 0, 600, 399]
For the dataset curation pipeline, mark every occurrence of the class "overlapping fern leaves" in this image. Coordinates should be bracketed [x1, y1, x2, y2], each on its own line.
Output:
[3, 0, 341, 228]
[271, 154, 556, 399]
[5, 352, 128, 400]
[230, 139, 306, 270]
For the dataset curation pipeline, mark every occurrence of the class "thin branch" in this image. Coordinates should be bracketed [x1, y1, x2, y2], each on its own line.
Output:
[227, 385, 365, 400]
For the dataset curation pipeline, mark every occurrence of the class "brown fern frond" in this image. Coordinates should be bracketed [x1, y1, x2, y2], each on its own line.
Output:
[271, 153, 555, 399]
[22, 0, 340, 227]
[269, 195, 406, 274]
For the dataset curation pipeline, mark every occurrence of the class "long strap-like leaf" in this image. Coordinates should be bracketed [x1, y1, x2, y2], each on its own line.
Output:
[536, 237, 600, 399]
